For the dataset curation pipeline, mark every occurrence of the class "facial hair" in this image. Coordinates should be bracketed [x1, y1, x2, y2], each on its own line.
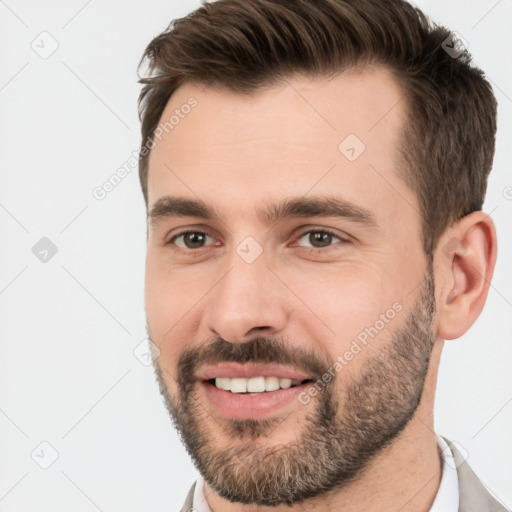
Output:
[151, 265, 436, 506]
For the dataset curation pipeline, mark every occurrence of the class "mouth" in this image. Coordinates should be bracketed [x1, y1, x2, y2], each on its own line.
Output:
[196, 363, 316, 420]
[204, 376, 313, 395]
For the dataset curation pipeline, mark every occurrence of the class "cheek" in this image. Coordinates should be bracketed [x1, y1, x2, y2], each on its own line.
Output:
[145, 255, 218, 368]
[145, 252, 196, 324]
[145, 257, 192, 357]
[284, 263, 401, 356]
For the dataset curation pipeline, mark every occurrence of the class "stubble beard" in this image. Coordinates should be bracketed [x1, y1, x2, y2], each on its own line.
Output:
[152, 265, 436, 506]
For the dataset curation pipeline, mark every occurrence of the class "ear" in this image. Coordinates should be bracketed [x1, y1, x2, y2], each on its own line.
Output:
[435, 211, 497, 340]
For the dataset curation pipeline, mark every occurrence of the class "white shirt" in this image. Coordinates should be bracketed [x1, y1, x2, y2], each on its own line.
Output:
[191, 434, 459, 512]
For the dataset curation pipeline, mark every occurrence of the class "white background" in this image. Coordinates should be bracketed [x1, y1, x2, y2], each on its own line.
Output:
[0, 1, 511, 510]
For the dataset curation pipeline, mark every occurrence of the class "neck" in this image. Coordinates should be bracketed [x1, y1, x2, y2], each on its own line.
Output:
[204, 341, 444, 512]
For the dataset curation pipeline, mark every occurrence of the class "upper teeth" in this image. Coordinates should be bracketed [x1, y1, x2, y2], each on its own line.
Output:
[214, 376, 302, 393]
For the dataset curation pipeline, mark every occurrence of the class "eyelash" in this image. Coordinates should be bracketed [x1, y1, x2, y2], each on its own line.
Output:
[167, 228, 350, 254]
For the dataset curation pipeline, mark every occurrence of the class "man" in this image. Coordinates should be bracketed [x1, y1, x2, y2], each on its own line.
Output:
[137, 0, 507, 510]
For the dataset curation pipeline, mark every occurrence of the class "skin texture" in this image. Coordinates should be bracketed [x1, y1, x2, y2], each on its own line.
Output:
[144, 67, 497, 512]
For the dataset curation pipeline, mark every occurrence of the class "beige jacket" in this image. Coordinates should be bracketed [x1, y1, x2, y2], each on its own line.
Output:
[179, 440, 509, 511]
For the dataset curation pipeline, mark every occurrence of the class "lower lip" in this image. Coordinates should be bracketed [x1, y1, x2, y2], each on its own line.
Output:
[200, 380, 311, 420]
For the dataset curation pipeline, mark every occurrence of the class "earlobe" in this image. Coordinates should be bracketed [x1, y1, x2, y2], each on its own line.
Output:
[436, 212, 497, 340]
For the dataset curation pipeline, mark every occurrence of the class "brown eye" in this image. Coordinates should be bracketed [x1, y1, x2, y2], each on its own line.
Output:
[308, 231, 334, 248]
[296, 229, 343, 249]
[172, 231, 211, 249]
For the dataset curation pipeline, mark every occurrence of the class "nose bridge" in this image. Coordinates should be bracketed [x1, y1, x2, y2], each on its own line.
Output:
[204, 243, 288, 342]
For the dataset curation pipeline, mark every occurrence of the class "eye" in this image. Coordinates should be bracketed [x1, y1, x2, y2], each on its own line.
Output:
[294, 229, 347, 249]
[170, 231, 215, 250]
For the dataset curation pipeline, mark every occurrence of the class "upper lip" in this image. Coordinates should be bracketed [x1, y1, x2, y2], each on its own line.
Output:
[196, 362, 312, 382]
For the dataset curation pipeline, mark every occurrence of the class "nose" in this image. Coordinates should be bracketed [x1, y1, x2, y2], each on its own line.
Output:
[202, 253, 289, 343]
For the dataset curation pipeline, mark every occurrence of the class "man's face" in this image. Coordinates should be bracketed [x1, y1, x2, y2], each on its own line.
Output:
[144, 68, 437, 505]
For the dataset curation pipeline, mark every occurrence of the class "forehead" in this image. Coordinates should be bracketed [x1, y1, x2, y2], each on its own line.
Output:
[146, 67, 417, 231]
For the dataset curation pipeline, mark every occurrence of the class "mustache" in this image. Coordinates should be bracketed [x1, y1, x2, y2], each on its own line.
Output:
[177, 336, 331, 386]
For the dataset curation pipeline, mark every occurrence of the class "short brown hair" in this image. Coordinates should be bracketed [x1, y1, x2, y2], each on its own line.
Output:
[138, 0, 497, 256]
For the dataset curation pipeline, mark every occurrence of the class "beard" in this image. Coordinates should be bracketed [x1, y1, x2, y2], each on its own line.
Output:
[151, 264, 436, 507]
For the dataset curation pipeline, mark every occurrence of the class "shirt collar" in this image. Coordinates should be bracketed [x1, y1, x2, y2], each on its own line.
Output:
[430, 434, 460, 512]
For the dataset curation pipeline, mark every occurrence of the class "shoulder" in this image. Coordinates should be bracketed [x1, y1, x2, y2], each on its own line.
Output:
[443, 437, 510, 512]
[179, 481, 196, 512]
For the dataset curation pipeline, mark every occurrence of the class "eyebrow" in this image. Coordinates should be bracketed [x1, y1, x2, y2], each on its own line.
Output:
[148, 196, 220, 226]
[148, 194, 378, 231]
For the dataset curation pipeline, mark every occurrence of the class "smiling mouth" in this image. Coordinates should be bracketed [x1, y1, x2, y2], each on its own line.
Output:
[205, 376, 313, 395]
